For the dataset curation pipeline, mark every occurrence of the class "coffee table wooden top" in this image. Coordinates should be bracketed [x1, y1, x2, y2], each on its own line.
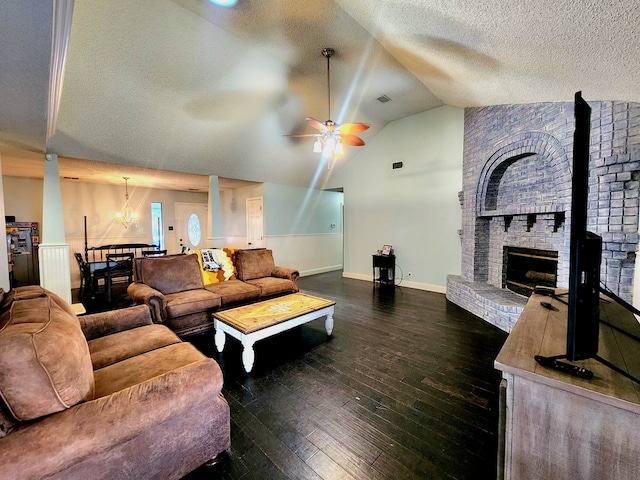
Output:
[213, 293, 336, 334]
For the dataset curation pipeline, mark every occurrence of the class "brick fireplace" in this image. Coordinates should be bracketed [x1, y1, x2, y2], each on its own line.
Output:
[447, 101, 640, 332]
[504, 246, 558, 297]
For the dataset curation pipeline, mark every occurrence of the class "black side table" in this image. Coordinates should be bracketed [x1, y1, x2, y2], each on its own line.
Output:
[372, 254, 395, 287]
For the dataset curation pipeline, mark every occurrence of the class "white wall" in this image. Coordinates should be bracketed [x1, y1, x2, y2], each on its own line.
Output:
[58, 180, 206, 254]
[3, 177, 43, 222]
[328, 105, 464, 291]
[219, 183, 265, 247]
[3, 106, 463, 291]
[3, 176, 208, 287]
[219, 182, 344, 275]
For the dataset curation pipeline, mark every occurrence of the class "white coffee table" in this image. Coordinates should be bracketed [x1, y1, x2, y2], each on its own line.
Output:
[213, 293, 335, 373]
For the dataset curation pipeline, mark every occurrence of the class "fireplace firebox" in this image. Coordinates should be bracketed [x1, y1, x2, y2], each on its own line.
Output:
[504, 246, 558, 297]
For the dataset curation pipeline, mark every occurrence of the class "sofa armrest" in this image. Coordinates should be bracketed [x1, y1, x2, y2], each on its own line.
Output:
[127, 282, 167, 324]
[272, 266, 300, 282]
[0, 359, 227, 479]
[80, 305, 153, 341]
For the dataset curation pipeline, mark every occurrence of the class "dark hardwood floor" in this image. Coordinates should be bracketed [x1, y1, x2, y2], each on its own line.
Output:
[75, 273, 508, 479]
[174, 272, 509, 480]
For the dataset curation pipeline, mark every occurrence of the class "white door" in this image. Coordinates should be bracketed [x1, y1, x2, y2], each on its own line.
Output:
[246, 196, 264, 248]
[175, 203, 208, 252]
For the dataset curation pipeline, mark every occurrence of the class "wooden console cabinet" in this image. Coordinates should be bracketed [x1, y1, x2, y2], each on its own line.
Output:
[494, 290, 640, 479]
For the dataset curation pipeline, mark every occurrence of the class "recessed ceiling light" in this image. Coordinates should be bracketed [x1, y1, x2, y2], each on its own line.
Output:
[208, 0, 238, 6]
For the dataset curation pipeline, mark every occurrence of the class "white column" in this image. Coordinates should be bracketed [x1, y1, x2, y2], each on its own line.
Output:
[0, 153, 10, 291]
[39, 153, 72, 303]
[207, 175, 225, 248]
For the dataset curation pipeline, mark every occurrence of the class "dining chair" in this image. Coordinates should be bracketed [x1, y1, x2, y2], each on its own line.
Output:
[142, 249, 167, 257]
[74, 252, 92, 300]
[105, 252, 134, 303]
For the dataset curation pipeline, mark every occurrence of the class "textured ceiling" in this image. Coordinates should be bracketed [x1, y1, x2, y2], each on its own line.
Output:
[1, 0, 640, 191]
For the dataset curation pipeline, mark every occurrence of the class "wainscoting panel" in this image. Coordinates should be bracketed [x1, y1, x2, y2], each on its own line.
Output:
[39, 243, 71, 303]
[265, 233, 343, 276]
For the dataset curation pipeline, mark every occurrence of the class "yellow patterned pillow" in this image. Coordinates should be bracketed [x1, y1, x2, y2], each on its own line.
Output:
[222, 248, 237, 278]
[193, 249, 236, 284]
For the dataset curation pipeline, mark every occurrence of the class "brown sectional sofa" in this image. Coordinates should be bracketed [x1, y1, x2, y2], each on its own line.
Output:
[127, 248, 299, 338]
[0, 286, 230, 480]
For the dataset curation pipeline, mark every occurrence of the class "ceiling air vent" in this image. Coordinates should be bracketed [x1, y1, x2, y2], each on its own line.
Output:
[376, 94, 392, 103]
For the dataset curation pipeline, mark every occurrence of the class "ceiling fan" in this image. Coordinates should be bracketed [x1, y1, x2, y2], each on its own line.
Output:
[288, 48, 369, 158]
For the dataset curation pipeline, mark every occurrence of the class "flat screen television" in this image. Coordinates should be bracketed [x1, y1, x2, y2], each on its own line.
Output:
[566, 91, 602, 361]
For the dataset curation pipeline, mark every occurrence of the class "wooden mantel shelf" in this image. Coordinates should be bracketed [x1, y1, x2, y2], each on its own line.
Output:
[494, 289, 640, 479]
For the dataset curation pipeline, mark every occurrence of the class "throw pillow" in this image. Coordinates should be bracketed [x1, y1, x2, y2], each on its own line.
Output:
[0, 291, 95, 421]
[194, 249, 236, 284]
[140, 254, 204, 294]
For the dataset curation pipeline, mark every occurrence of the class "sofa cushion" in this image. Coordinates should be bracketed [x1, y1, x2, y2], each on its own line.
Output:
[93, 342, 222, 398]
[245, 277, 297, 297]
[87, 324, 181, 370]
[0, 288, 94, 421]
[235, 249, 275, 281]
[139, 254, 204, 294]
[205, 279, 261, 306]
[193, 248, 236, 284]
[164, 289, 221, 319]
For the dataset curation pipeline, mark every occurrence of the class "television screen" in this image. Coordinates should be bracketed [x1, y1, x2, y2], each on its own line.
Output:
[566, 91, 602, 361]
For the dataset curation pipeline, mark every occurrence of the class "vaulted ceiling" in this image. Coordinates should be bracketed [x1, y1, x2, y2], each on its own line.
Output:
[2, 0, 640, 190]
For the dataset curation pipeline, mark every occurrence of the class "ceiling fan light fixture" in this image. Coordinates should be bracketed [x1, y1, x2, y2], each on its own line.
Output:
[323, 137, 335, 156]
[286, 47, 369, 160]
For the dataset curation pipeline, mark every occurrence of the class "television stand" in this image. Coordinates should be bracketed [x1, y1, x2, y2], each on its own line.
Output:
[494, 290, 640, 479]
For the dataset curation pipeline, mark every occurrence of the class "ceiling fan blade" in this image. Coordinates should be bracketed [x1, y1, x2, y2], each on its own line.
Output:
[341, 135, 365, 146]
[284, 133, 321, 138]
[338, 123, 370, 135]
[306, 117, 328, 132]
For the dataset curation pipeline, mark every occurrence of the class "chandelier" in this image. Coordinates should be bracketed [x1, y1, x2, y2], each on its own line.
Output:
[115, 177, 139, 228]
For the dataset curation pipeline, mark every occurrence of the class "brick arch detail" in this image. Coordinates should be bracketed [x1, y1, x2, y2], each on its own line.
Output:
[475, 132, 572, 217]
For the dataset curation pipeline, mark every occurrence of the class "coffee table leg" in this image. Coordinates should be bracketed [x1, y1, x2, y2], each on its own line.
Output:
[325, 311, 334, 336]
[214, 328, 226, 352]
[242, 341, 255, 373]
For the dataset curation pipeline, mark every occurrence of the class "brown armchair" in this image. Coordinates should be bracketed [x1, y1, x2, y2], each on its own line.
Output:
[127, 254, 221, 337]
[233, 248, 299, 296]
[0, 286, 230, 479]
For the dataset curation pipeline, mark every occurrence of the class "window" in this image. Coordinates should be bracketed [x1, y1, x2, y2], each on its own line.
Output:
[151, 202, 164, 250]
[187, 212, 202, 246]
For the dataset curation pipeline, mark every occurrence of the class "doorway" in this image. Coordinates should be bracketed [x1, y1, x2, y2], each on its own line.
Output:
[175, 203, 208, 252]
[246, 196, 264, 248]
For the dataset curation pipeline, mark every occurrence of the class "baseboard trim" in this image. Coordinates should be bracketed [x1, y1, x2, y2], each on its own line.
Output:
[341, 271, 446, 293]
[299, 265, 343, 277]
